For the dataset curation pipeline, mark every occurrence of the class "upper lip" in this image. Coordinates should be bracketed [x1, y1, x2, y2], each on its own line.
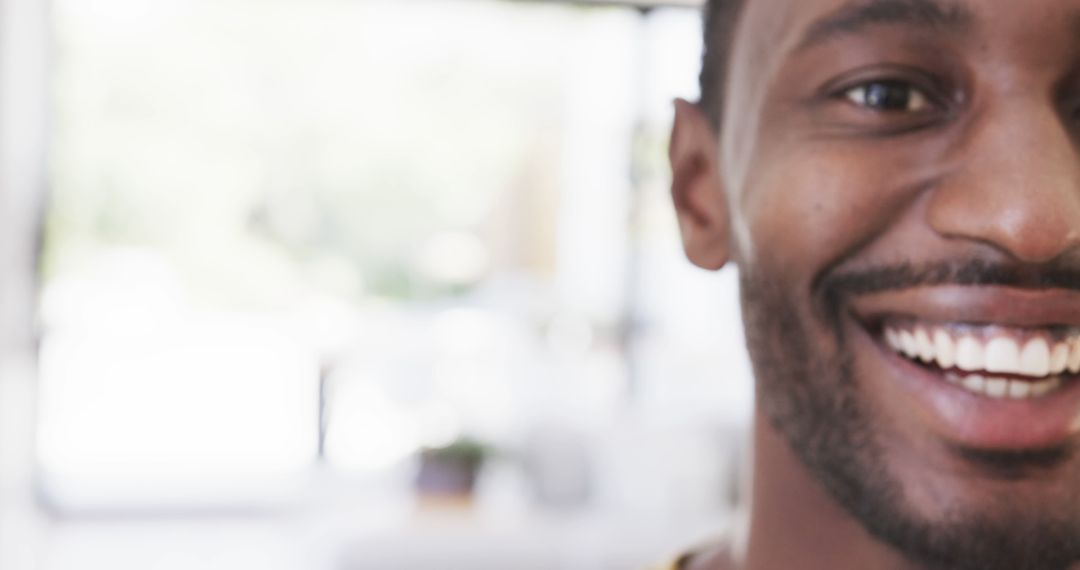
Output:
[849, 285, 1080, 328]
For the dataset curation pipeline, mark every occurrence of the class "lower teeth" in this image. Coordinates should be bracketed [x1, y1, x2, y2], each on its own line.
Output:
[944, 372, 1062, 399]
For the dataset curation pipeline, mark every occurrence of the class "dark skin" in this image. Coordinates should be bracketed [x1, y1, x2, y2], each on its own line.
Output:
[671, 0, 1080, 568]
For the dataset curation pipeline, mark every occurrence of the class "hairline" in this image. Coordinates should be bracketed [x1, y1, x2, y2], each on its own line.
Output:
[699, 0, 748, 133]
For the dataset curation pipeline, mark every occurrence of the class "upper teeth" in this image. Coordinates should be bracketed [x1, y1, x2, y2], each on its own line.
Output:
[883, 325, 1080, 379]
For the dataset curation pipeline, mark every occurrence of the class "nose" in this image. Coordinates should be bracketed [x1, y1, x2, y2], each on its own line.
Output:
[928, 100, 1080, 264]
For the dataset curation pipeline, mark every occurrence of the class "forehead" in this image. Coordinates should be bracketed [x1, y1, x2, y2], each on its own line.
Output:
[732, 0, 1080, 57]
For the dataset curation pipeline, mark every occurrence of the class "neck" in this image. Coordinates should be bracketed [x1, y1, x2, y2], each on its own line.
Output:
[739, 413, 915, 570]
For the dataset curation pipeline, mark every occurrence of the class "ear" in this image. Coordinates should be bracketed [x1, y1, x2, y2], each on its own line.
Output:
[670, 98, 730, 271]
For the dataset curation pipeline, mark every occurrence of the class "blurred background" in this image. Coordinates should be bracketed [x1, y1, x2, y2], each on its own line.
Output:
[0, 0, 755, 568]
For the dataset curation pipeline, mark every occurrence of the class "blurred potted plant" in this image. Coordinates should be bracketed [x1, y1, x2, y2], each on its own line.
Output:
[415, 437, 492, 502]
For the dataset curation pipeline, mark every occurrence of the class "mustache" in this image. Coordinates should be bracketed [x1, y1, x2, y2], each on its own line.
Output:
[820, 259, 1080, 301]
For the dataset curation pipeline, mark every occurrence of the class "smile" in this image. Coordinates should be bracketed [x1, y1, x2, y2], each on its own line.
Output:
[882, 323, 1080, 399]
[851, 285, 1080, 450]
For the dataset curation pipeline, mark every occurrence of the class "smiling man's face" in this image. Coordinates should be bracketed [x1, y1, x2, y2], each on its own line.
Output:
[672, 0, 1080, 568]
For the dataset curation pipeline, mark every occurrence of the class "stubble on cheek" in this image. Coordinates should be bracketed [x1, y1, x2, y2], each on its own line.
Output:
[738, 260, 882, 490]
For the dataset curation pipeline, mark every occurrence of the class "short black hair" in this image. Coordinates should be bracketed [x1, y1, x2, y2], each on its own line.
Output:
[699, 0, 746, 131]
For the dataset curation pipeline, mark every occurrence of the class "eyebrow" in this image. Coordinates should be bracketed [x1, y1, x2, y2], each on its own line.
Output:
[796, 0, 974, 52]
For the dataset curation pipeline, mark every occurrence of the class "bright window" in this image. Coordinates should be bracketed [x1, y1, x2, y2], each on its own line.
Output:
[41, 0, 749, 518]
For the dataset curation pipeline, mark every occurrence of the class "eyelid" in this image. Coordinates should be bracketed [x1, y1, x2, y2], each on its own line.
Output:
[819, 64, 953, 110]
[807, 65, 962, 137]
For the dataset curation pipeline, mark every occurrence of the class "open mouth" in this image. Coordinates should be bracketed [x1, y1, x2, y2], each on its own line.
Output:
[881, 322, 1080, 400]
[850, 286, 1080, 450]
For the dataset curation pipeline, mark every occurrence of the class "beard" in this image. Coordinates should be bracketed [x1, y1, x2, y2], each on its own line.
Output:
[739, 260, 1080, 570]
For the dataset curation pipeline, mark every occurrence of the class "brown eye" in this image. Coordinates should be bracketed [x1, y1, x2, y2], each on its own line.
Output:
[844, 80, 929, 113]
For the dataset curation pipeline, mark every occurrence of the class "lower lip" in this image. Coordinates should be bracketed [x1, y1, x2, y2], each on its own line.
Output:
[858, 323, 1080, 451]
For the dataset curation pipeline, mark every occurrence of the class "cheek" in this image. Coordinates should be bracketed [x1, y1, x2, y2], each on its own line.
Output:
[734, 144, 923, 288]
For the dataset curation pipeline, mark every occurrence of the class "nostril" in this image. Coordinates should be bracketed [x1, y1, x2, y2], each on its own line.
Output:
[993, 212, 1080, 265]
[927, 186, 1080, 265]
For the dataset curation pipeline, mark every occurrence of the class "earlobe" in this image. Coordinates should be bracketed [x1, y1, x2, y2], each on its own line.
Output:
[670, 98, 730, 271]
